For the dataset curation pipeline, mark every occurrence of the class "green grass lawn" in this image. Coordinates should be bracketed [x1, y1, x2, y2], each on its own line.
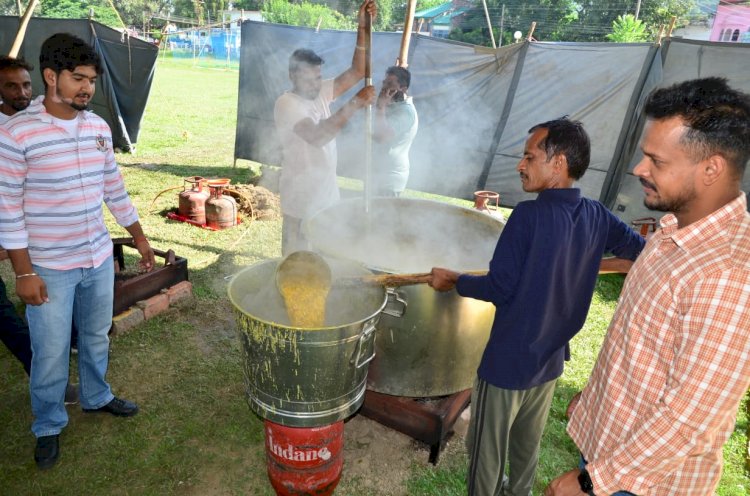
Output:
[0, 57, 747, 495]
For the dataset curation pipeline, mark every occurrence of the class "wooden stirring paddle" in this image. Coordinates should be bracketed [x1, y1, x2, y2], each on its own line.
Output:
[337, 261, 631, 288]
[337, 270, 489, 288]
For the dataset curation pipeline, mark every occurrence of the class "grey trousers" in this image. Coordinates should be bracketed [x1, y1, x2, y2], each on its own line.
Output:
[466, 377, 557, 496]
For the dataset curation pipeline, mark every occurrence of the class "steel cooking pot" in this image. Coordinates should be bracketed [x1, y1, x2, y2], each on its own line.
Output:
[304, 197, 504, 397]
[228, 257, 391, 426]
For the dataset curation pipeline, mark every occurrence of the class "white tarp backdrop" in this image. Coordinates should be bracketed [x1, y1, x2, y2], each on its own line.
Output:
[234, 21, 750, 225]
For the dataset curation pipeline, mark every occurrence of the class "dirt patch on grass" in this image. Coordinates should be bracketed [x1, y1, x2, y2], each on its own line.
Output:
[340, 415, 428, 495]
[226, 184, 281, 221]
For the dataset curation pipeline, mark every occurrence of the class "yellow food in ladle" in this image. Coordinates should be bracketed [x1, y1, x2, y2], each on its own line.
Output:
[276, 251, 332, 328]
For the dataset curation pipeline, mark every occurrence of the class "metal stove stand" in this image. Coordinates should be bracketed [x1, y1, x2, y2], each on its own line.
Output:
[359, 388, 471, 464]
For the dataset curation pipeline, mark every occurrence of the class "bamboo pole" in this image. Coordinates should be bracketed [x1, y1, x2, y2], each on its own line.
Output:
[666, 15, 677, 37]
[363, 11, 373, 214]
[8, 0, 39, 58]
[481, 0, 496, 49]
[656, 24, 666, 45]
[526, 21, 537, 42]
[498, 4, 505, 47]
[397, 0, 417, 67]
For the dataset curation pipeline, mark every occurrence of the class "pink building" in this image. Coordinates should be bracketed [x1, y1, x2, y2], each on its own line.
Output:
[710, 0, 750, 42]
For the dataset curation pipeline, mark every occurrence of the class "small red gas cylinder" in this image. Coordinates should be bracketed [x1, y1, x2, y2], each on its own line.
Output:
[205, 179, 238, 229]
[178, 176, 209, 224]
[264, 420, 344, 496]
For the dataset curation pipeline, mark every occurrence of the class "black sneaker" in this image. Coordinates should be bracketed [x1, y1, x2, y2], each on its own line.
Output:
[34, 434, 60, 470]
[83, 397, 139, 417]
[64, 384, 79, 405]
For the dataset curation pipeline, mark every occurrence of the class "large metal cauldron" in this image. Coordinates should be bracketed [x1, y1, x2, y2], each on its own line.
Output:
[228, 258, 389, 426]
[304, 197, 504, 397]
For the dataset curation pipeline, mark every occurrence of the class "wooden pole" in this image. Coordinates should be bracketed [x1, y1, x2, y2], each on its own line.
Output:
[364, 11, 373, 214]
[666, 15, 677, 37]
[656, 24, 666, 45]
[481, 0, 496, 49]
[397, 0, 417, 67]
[8, 0, 39, 58]
[526, 21, 537, 42]
[498, 4, 505, 47]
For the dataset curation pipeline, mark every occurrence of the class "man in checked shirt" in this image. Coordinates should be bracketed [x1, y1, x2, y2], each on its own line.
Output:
[0, 33, 155, 470]
[545, 78, 750, 495]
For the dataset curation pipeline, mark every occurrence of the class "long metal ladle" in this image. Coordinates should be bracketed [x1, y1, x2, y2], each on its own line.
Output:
[275, 251, 332, 327]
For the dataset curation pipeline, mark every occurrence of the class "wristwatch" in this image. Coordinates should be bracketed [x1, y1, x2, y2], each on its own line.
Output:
[578, 468, 596, 496]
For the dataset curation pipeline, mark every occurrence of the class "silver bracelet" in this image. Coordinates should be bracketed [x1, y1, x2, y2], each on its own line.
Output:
[16, 272, 38, 279]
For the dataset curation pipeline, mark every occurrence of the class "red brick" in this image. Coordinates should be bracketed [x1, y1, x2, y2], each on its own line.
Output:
[166, 281, 193, 305]
[111, 307, 145, 336]
[136, 293, 169, 320]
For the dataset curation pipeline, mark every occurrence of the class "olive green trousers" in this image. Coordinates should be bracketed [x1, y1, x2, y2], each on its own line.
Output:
[466, 376, 557, 496]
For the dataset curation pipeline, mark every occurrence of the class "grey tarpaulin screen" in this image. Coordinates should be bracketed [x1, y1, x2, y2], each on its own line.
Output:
[0, 17, 158, 152]
[610, 38, 750, 222]
[234, 22, 749, 224]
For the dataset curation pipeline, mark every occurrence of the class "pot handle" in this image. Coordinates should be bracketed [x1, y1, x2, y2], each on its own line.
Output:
[351, 320, 377, 369]
[381, 289, 407, 318]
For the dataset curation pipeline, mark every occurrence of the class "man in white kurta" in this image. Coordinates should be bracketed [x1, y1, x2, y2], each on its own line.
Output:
[273, 0, 377, 255]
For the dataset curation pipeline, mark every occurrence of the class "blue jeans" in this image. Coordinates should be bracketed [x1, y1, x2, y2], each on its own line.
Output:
[579, 455, 637, 496]
[27, 261, 115, 437]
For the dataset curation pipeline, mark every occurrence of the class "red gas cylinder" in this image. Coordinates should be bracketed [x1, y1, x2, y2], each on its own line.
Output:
[205, 179, 238, 229]
[264, 420, 344, 496]
[178, 176, 210, 224]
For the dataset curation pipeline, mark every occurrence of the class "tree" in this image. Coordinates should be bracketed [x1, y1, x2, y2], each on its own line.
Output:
[640, 0, 695, 38]
[606, 13, 648, 42]
[450, 0, 582, 45]
[40, 0, 123, 27]
[0, 0, 24, 15]
[261, 0, 356, 30]
[447, 0, 695, 45]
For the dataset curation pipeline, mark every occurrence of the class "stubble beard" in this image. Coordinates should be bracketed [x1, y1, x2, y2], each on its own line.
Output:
[9, 100, 30, 112]
[57, 84, 90, 112]
[643, 183, 697, 214]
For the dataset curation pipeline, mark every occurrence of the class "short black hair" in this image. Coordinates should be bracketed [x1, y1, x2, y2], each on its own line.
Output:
[39, 33, 102, 86]
[644, 77, 750, 176]
[289, 48, 324, 73]
[0, 55, 33, 73]
[528, 117, 590, 180]
[386, 66, 410, 89]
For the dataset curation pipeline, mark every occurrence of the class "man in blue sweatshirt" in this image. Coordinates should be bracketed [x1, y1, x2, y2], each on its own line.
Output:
[429, 118, 645, 496]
